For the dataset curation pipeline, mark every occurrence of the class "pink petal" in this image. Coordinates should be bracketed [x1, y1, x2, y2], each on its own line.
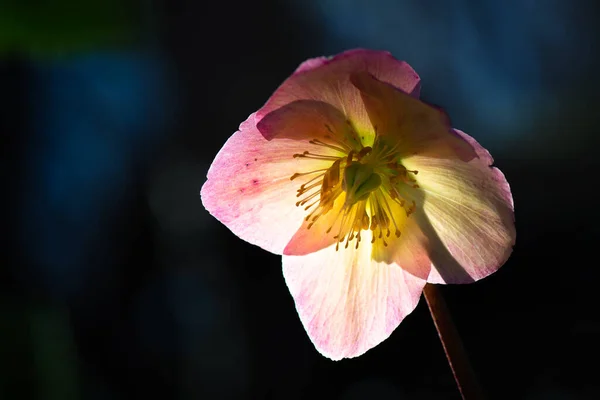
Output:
[282, 191, 345, 256]
[256, 99, 359, 146]
[402, 130, 515, 283]
[201, 113, 334, 254]
[349, 71, 514, 282]
[294, 56, 329, 74]
[372, 207, 433, 282]
[283, 230, 426, 360]
[257, 49, 421, 144]
[350, 71, 477, 162]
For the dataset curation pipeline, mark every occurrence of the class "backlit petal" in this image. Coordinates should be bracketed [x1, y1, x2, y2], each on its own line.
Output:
[403, 130, 515, 283]
[371, 203, 432, 281]
[201, 113, 332, 254]
[283, 230, 426, 360]
[257, 49, 421, 145]
[283, 191, 346, 256]
[257, 99, 360, 148]
[350, 71, 477, 162]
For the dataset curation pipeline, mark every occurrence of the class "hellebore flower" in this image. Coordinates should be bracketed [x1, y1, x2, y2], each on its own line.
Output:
[201, 49, 515, 360]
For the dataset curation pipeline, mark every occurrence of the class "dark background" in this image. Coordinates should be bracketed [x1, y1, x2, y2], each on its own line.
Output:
[2, 0, 599, 399]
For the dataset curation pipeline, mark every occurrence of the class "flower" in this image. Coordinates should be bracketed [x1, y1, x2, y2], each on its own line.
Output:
[200, 49, 515, 360]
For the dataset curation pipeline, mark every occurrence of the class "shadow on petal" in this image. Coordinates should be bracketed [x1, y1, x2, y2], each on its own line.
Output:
[413, 200, 476, 284]
[370, 188, 474, 284]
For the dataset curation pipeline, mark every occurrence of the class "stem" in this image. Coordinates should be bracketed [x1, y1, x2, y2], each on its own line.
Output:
[423, 284, 486, 400]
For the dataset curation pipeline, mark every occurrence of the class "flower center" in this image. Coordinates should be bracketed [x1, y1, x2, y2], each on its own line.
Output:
[290, 126, 419, 251]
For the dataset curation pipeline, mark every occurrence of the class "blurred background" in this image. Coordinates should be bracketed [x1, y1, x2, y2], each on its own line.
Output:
[2, 0, 599, 399]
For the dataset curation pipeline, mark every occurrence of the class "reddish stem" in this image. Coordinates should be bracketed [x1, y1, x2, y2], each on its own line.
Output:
[423, 283, 486, 400]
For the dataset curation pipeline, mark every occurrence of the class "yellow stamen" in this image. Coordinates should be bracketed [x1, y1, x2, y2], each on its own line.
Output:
[289, 126, 419, 251]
